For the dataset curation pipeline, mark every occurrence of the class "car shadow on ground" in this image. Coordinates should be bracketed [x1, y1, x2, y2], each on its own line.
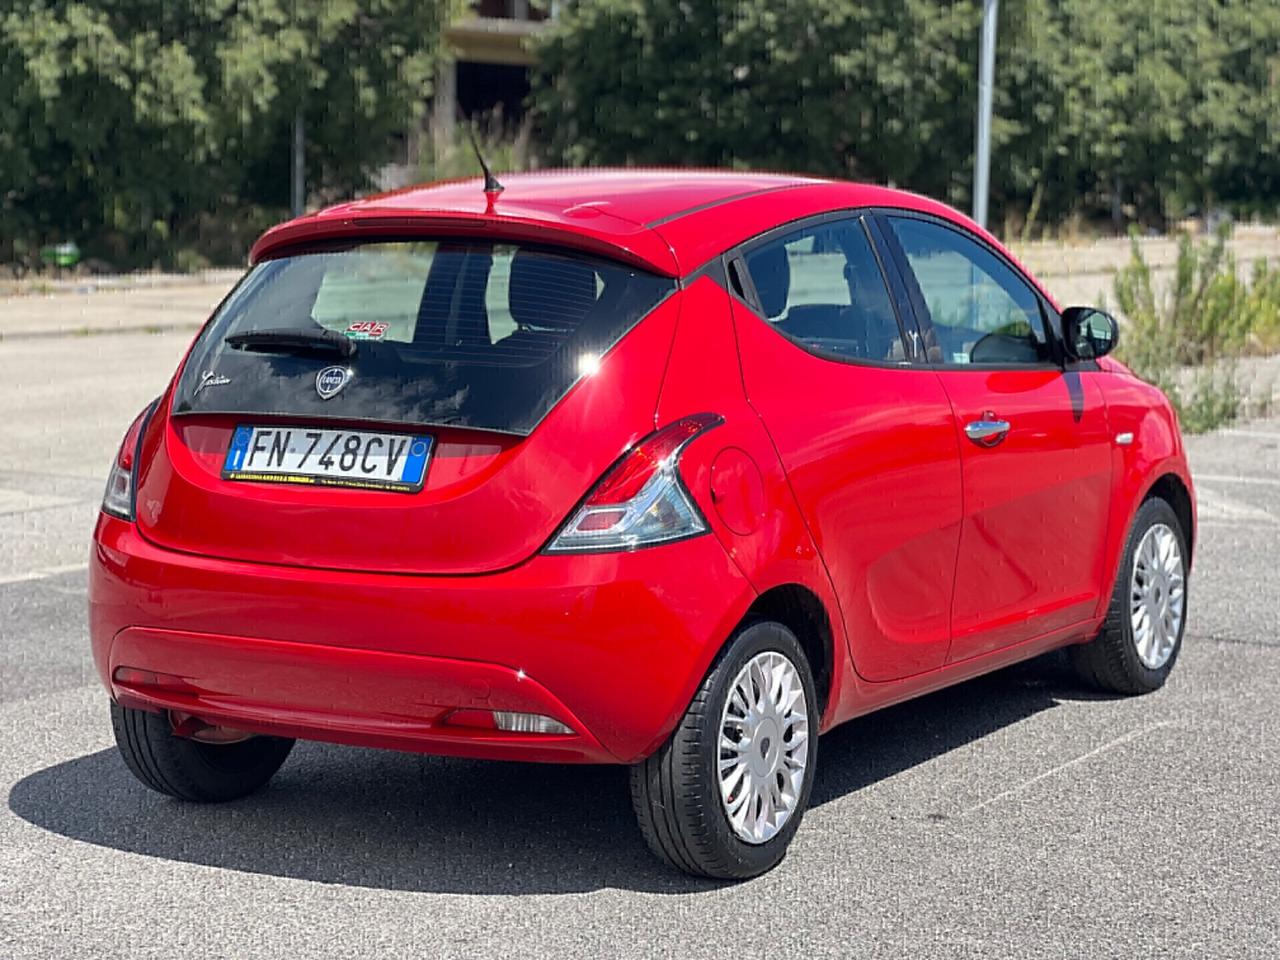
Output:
[8, 652, 1105, 895]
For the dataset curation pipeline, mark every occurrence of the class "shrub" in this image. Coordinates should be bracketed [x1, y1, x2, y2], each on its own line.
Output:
[1113, 226, 1280, 431]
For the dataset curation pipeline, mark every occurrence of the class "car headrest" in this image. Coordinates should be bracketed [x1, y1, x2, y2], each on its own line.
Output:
[508, 251, 598, 331]
[745, 244, 790, 318]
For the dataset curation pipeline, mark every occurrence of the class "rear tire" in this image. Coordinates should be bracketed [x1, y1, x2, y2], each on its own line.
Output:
[1070, 497, 1189, 695]
[111, 702, 294, 802]
[630, 620, 820, 880]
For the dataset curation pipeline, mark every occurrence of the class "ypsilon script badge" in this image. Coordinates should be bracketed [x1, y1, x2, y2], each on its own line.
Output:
[194, 370, 231, 396]
[315, 366, 352, 400]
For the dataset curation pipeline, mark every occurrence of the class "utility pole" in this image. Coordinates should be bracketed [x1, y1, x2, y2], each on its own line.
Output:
[291, 107, 305, 218]
[972, 0, 998, 229]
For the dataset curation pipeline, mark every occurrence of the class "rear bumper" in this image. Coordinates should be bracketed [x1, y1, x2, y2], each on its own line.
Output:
[90, 514, 756, 763]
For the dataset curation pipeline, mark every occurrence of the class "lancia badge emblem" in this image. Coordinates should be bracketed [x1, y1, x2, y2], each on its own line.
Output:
[315, 365, 352, 400]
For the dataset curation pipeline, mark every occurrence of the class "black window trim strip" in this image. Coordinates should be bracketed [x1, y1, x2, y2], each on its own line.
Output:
[862, 215, 927, 364]
[644, 182, 824, 230]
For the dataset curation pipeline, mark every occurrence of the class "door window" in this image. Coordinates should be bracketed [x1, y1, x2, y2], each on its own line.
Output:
[888, 217, 1050, 366]
[742, 218, 906, 363]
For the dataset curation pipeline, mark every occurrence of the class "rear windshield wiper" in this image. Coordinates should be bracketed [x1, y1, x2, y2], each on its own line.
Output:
[225, 327, 356, 359]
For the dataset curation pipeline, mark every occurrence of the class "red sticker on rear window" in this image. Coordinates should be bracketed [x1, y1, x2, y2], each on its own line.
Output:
[345, 321, 388, 340]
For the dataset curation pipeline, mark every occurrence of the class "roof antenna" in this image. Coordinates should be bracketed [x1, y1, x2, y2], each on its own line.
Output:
[464, 123, 504, 199]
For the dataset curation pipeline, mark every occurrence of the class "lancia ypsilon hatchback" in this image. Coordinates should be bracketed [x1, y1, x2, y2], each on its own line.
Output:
[91, 171, 1194, 879]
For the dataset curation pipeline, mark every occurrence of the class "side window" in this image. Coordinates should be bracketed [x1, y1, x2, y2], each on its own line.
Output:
[887, 217, 1049, 366]
[742, 218, 905, 362]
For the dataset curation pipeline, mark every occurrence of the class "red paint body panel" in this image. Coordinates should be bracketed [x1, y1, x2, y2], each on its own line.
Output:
[936, 368, 1115, 660]
[836, 619, 1100, 723]
[340, 169, 822, 226]
[651, 277, 855, 722]
[87, 170, 1194, 768]
[91, 512, 756, 763]
[1094, 372, 1196, 596]
[731, 300, 964, 682]
[251, 205, 680, 277]
[110, 626, 613, 763]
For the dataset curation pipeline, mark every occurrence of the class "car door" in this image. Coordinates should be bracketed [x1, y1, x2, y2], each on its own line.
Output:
[877, 212, 1113, 663]
[731, 213, 964, 682]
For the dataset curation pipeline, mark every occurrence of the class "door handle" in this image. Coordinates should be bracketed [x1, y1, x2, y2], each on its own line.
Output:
[964, 416, 1010, 447]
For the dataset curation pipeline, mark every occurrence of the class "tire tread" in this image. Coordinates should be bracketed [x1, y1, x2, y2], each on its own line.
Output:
[629, 620, 818, 880]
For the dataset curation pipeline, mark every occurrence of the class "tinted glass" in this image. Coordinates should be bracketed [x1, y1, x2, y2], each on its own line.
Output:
[888, 217, 1049, 366]
[173, 241, 673, 436]
[743, 218, 905, 362]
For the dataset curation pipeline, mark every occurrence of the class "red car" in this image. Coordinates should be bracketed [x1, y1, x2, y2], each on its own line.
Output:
[91, 171, 1194, 879]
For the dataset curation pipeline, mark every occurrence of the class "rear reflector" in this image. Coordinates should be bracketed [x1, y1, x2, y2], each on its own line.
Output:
[445, 708, 574, 736]
[494, 712, 575, 735]
[112, 666, 197, 693]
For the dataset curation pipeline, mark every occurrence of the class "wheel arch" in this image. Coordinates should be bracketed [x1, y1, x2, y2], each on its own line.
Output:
[741, 583, 835, 719]
[1145, 471, 1196, 565]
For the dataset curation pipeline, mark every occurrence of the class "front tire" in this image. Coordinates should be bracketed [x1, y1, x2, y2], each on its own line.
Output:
[630, 620, 820, 880]
[111, 702, 294, 802]
[1070, 496, 1189, 694]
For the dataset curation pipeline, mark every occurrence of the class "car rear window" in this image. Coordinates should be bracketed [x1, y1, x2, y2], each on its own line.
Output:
[173, 241, 675, 435]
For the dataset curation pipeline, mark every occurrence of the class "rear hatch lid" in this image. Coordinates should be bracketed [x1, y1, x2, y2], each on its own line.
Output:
[135, 238, 678, 574]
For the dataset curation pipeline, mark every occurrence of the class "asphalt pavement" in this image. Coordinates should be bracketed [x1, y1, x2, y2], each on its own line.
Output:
[1, 329, 1278, 959]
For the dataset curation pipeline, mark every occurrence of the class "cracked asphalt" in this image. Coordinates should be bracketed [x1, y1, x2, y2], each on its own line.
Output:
[1, 330, 1277, 959]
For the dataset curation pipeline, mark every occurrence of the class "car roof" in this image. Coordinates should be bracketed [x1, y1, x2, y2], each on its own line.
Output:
[249, 169, 1029, 292]
[354, 169, 828, 226]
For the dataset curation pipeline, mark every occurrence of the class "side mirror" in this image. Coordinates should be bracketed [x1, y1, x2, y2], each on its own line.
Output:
[1061, 306, 1119, 361]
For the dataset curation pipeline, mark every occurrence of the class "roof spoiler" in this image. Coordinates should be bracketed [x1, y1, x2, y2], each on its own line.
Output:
[249, 212, 680, 277]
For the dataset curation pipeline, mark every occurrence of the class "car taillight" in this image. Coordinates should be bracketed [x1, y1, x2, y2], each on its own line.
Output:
[545, 413, 722, 554]
[102, 400, 157, 521]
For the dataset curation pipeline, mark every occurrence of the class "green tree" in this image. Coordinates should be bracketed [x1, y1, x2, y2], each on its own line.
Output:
[533, 0, 1076, 218]
[1203, 0, 1280, 215]
[0, 0, 462, 268]
[531, 0, 1280, 232]
[1, 3, 210, 263]
[213, 0, 462, 205]
[534, 1, 954, 192]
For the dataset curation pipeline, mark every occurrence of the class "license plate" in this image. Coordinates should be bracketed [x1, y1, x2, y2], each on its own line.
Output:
[223, 425, 432, 492]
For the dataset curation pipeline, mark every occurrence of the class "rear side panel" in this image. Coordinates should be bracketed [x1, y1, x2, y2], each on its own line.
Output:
[653, 275, 854, 726]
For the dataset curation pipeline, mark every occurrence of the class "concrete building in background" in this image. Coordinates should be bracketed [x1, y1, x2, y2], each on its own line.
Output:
[430, 1, 558, 159]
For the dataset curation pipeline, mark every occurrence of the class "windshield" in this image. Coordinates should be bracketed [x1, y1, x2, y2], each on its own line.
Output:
[173, 240, 676, 435]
